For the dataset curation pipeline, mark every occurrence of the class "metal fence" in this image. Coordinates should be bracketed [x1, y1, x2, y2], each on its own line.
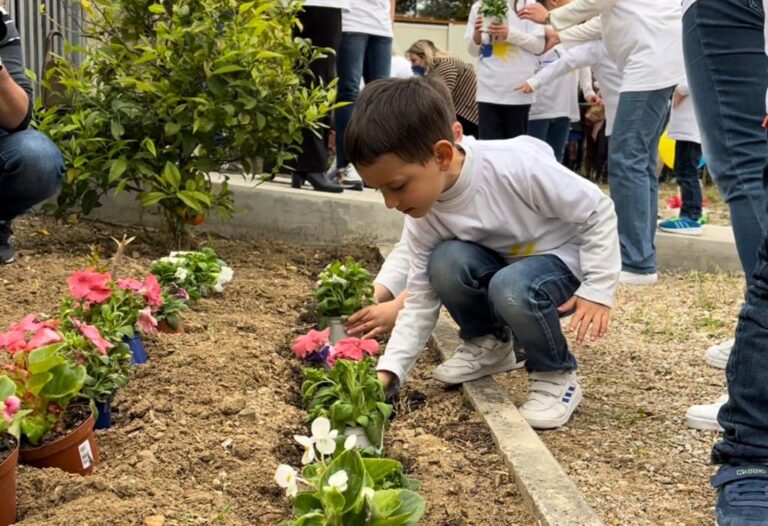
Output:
[7, 0, 82, 95]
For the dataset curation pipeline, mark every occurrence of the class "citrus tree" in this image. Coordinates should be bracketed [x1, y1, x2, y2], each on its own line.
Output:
[36, 0, 337, 243]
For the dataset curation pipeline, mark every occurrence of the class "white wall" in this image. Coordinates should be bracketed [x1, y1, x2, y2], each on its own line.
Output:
[393, 20, 474, 65]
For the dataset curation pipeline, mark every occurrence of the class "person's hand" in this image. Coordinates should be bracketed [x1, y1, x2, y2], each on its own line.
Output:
[488, 20, 509, 40]
[543, 25, 560, 53]
[672, 88, 687, 109]
[377, 370, 396, 390]
[517, 81, 535, 94]
[473, 15, 484, 44]
[557, 296, 611, 344]
[586, 93, 603, 105]
[517, 3, 549, 24]
[346, 301, 401, 339]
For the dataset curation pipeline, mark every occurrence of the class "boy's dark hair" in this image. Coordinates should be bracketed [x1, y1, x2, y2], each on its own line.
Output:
[345, 77, 455, 167]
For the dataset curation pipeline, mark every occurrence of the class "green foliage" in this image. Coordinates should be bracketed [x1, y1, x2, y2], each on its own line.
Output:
[36, 0, 338, 243]
[478, 0, 509, 20]
[302, 360, 393, 449]
[150, 248, 232, 301]
[315, 259, 374, 319]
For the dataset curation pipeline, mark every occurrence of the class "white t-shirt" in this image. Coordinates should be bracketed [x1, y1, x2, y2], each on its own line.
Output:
[550, 0, 683, 93]
[465, 1, 544, 105]
[667, 78, 701, 143]
[529, 46, 580, 121]
[390, 55, 413, 79]
[304, 0, 350, 9]
[342, 0, 392, 37]
[377, 137, 621, 382]
[528, 39, 622, 136]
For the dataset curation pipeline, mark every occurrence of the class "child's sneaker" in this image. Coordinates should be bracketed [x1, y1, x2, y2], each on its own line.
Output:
[706, 339, 733, 369]
[519, 371, 581, 429]
[658, 216, 703, 235]
[432, 334, 524, 384]
[686, 394, 727, 431]
[712, 464, 768, 526]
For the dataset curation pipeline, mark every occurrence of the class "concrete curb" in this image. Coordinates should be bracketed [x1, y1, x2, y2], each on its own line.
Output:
[431, 316, 604, 526]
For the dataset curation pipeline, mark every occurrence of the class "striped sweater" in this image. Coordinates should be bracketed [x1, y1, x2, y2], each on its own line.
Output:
[429, 55, 479, 126]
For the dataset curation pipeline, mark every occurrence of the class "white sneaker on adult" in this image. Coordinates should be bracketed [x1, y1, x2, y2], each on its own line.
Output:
[518, 371, 581, 430]
[432, 335, 523, 384]
[705, 339, 733, 370]
[619, 271, 659, 286]
[686, 394, 727, 431]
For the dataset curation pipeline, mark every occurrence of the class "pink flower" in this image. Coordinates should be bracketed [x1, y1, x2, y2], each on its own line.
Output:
[333, 338, 380, 362]
[2, 395, 20, 423]
[0, 329, 27, 354]
[140, 274, 163, 310]
[176, 288, 189, 301]
[291, 328, 331, 359]
[12, 315, 42, 333]
[117, 278, 144, 291]
[73, 319, 114, 355]
[68, 269, 112, 303]
[137, 307, 157, 334]
[26, 327, 62, 349]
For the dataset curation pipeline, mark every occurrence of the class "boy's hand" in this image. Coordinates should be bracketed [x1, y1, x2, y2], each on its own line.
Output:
[518, 3, 549, 24]
[473, 15, 484, 44]
[557, 296, 610, 344]
[377, 370, 395, 390]
[517, 81, 535, 93]
[346, 301, 400, 339]
[488, 20, 509, 40]
[543, 25, 560, 53]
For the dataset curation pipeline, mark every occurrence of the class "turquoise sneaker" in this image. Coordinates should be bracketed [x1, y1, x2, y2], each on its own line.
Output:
[658, 216, 703, 236]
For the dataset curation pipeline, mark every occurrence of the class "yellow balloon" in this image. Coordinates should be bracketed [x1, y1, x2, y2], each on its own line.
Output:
[658, 130, 675, 169]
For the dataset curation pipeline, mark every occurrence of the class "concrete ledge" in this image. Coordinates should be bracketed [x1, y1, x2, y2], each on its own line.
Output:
[432, 316, 604, 526]
[656, 225, 740, 273]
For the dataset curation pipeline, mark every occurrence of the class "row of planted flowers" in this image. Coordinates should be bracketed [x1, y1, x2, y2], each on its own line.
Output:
[274, 258, 426, 525]
[0, 247, 233, 526]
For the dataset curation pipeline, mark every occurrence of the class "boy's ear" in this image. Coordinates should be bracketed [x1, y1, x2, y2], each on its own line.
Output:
[434, 140, 455, 171]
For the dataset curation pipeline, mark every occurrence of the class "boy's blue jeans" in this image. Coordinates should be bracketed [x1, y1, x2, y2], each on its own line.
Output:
[684, 0, 768, 284]
[335, 32, 392, 170]
[0, 130, 64, 221]
[427, 240, 580, 372]
[608, 86, 674, 275]
[528, 117, 571, 163]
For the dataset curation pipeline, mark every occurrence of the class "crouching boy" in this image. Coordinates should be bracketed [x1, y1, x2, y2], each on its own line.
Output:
[345, 78, 620, 429]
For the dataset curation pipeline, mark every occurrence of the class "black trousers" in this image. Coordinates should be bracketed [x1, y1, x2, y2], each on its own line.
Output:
[457, 114, 479, 139]
[294, 7, 342, 173]
[478, 102, 531, 140]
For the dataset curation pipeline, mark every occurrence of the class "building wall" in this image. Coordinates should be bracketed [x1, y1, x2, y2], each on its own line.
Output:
[393, 20, 473, 65]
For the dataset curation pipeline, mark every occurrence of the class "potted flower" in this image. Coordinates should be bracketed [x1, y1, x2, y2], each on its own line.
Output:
[155, 285, 190, 334]
[479, 0, 509, 30]
[151, 248, 234, 302]
[0, 378, 21, 526]
[274, 416, 424, 525]
[315, 258, 374, 344]
[0, 318, 97, 475]
[301, 357, 392, 450]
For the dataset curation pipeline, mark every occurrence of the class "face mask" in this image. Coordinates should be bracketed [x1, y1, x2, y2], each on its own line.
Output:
[411, 65, 426, 76]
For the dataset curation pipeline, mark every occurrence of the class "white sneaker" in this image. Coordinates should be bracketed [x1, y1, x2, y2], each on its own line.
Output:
[686, 395, 727, 431]
[705, 339, 733, 370]
[344, 163, 363, 183]
[619, 271, 659, 286]
[432, 335, 524, 384]
[518, 371, 581, 429]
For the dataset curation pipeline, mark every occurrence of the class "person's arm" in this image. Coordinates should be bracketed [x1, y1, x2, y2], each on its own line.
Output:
[505, 25, 546, 55]
[465, 3, 482, 57]
[578, 67, 596, 101]
[390, 0, 396, 22]
[374, 229, 410, 300]
[558, 16, 603, 44]
[524, 41, 598, 92]
[0, 13, 32, 131]
[548, 0, 614, 31]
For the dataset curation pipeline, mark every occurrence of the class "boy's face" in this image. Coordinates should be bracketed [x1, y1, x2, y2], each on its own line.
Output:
[356, 141, 455, 219]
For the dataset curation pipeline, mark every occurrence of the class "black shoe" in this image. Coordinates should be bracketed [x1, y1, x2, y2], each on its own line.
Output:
[0, 221, 15, 264]
[291, 172, 344, 193]
[341, 180, 364, 191]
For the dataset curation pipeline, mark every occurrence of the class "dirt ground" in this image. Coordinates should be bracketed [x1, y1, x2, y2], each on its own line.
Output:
[1, 216, 530, 526]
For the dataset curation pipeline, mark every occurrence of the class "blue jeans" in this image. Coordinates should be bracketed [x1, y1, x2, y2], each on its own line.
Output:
[427, 240, 580, 372]
[675, 140, 703, 221]
[335, 32, 392, 169]
[609, 87, 674, 274]
[0, 130, 64, 221]
[684, 0, 768, 283]
[528, 117, 571, 163]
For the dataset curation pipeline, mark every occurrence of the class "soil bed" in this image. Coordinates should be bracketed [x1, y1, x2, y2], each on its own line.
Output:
[2, 216, 530, 526]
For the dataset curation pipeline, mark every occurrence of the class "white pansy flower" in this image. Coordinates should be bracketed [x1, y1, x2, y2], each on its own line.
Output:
[169, 251, 193, 257]
[329, 275, 348, 286]
[174, 267, 189, 281]
[361, 487, 375, 500]
[343, 434, 357, 451]
[214, 266, 234, 293]
[294, 434, 316, 465]
[326, 470, 348, 493]
[159, 256, 182, 264]
[275, 464, 298, 497]
[311, 416, 339, 456]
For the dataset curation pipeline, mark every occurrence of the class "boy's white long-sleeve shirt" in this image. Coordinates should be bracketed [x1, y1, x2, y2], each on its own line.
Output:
[376, 231, 409, 298]
[528, 39, 622, 135]
[529, 46, 581, 122]
[377, 137, 621, 383]
[667, 77, 701, 144]
[548, 0, 683, 93]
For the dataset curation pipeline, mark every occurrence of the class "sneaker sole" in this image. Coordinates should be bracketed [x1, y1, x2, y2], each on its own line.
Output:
[432, 358, 526, 385]
[522, 387, 582, 430]
[658, 227, 703, 235]
[705, 354, 728, 370]
[685, 414, 723, 432]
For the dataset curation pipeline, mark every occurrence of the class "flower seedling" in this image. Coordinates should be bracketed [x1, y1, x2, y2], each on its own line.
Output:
[315, 259, 374, 321]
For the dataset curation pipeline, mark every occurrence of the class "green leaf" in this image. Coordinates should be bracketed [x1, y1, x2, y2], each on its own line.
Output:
[292, 493, 322, 516]
[144, 138, 157, 158]
[141, 191, 168, 206]
[162, 161, 182, 188]
[110, 120, 124, 139]
[40, 364, 86, 399]
[148, 4, 165, 14]
[320, 450, 365, 513]
[211, 65, 245, 76]
[28, 344, 66, 374]
[369, 489, 425, 526]
[109, 158, 129, 182]
[323, 487, 345, 515]
[20, 415, 49, 445]
[176, 191, 203, 212]
[293, 514, 325, 526]
[26, 372, 53, 396]
[164, 122, 181, 136]
[362, 458, 402, 484]
[0, 376, 16, 399]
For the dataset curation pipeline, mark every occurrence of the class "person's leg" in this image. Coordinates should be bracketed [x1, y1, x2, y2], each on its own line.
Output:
[527, 119, 550, 143]
[361, 35, 392, 84]
[546, 116, 572, 163]
[676, 140, 704, 220]
[609, 87, 674, 276]
[505, 104, 531, 139]
[335, 32, 367, 170]
[478, 102, 508, 140]
[684, 0, 768, 283]
[0, 130, 64, 221]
